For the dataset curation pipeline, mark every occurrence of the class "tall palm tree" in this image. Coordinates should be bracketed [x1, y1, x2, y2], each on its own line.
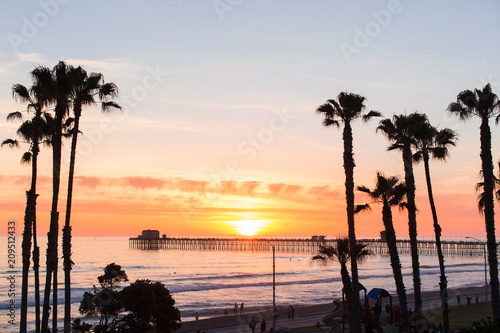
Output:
[412, 117, 457, 333]
[312, 238, 371, 328]
[3, 81, 53, 333]
[355, 173, 411, 332]
[377, 112, 426, 332]
[62, 66, 121, 332]
[448, 83, 500, 322]
[32, 61, 75, 333]
[316, 92, 381, 332]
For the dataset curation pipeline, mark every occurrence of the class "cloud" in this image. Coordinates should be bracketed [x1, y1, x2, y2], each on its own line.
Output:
[122, 176, 167, 189]
[76, 176, 102, 188]
[308, 185, 342, 201]
[240, 181, 261, 196]
[175, 179, 208, 194]
[269, 183, 285, 195]
[268, 183, 302, 196]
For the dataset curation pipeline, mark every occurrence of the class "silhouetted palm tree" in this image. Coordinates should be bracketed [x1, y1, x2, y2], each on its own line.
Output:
[32, 61, 75, 333]
[412, 117, 457, 333]
[3, 81, 53, 333]
[312, 237, 371, 325]
[316, 92, 380, 331]
[448, 83, 500, 322]
[62, 66, 121, 332]
[356, 173, 411, 332]
[377, 112, 426, 332]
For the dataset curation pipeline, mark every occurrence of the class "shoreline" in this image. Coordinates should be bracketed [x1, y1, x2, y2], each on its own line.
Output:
[177, 285, 490, 333]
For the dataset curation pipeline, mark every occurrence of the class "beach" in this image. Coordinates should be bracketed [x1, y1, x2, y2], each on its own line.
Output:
[177, 286, 490, 332]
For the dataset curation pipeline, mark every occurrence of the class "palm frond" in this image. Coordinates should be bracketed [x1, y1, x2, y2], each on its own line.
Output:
[2, 139, 19, 148]
[21, 151, 32, 165]
[99, 82, 119, 100]
[12, 84, 31, 102]
[354, 204, 371, 214]
[101, 101, 122, 113]
[362, 110, 382, 122]
[7, 111, 23, 121]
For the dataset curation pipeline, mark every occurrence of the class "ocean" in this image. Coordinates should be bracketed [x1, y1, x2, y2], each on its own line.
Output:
[0, 236, 486, 332]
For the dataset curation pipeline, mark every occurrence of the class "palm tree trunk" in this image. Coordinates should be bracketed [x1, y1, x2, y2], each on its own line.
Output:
[63, 108, 81, 332]
[32, 149, 41, 333]
[20, 190, 34, 333]
[21, 109, 42, 333]
[423, 154, 449, 332]
[402, 145, 423, 332]
[33, 222, 41, 333]
[32, 113, 41, 333]
[42, 115, 63, 333]
[340, 263, 354, 327]
[342, 122, 361, 332]
[479, 119, 500, 322]
[382, 203, 411, 332]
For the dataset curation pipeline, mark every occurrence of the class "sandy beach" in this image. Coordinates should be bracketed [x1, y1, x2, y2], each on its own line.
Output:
[177, 285, 489, 332]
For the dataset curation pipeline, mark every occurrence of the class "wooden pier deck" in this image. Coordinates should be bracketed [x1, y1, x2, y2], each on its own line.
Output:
[129, 237, 493, 257]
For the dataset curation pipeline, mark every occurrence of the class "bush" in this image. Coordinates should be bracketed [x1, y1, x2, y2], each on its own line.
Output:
[73, 264, 181, 333]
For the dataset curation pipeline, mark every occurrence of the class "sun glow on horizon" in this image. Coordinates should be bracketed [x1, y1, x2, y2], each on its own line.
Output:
[228, 219, 269, 236]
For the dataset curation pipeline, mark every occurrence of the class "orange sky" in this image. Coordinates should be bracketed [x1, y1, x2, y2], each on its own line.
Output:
[0, 168, 491, 239]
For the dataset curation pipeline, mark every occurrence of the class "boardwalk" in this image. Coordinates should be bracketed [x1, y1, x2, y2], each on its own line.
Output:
[129, 237, 493, 257]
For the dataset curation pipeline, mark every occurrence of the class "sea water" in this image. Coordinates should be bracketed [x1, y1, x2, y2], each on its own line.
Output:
[0, 236, 486, 332]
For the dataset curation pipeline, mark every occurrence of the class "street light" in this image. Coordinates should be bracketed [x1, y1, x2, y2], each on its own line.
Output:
[266, 240, 276, 332]
[465, 236, 488, 301]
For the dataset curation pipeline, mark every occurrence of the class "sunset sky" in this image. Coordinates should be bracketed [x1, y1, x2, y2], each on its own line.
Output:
[0, 1, 499, 238]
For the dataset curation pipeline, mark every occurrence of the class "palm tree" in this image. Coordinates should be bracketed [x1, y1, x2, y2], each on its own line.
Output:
[377, 112, 426, 332]
[355, 173, 411, 332]
[32, 61, 75, 333]
[316, 92, 381, 331]
[312, 238, 371, 329]
[448, 83, 500, 322]
[412, 117, 457, 333]
[62, 66, 121, 332]
[2, 81, 53, 333]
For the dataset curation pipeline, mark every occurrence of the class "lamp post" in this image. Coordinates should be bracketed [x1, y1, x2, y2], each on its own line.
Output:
[465, 236, 488, 301]
[266, 240, 276, 332]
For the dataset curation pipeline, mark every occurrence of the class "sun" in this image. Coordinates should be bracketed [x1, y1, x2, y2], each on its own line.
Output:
[229, 219, 268, 237]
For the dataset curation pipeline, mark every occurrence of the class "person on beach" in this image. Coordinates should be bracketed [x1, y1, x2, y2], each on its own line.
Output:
[195, 311, 199, 320]
[287, 305, 291, 318]
[466, 296, 471, 306]
[240, 302, 244, 314]
[457, 295, 461, 305]
[261, 318, 267, 332]
[475, 294, 480, 304]
[291, 305, 295, 318]
[234, 303, 238, 315]
[249, 318, 256, 333]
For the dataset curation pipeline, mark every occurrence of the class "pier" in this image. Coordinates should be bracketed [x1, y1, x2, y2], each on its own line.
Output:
[128, 237, 493, 257]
